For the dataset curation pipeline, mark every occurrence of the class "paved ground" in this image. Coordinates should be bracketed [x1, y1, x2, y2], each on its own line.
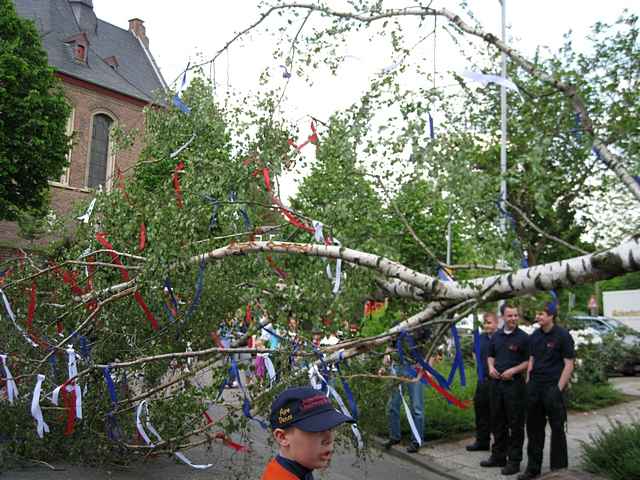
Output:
[385, 377, 640, 480]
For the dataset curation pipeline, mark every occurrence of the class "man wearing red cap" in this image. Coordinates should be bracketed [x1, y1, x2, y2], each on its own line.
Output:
[261, 386, 354, 480]
[518, 302, 575, 480]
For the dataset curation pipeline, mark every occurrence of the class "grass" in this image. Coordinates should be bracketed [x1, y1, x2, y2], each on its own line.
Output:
[581, 419, 640, 480]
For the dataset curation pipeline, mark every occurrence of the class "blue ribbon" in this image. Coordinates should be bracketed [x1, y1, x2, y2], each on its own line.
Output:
[102, 367, 122, 441]
[473, 325, 485, 384]
[428, 112, 435, 139]
[173, 63, 191, 114]
[203, 195, 220, 232]
[228, 191, 252, 230]
[447, 324, 466, 387]
[571, 112, 582, 141]
[336, 354, 359, 421]
[47, 347, 59, 378]
[79, 335, 91, 360]
[230, 358, 269, 429]
[397, 330, 450, 390]
[184, 257, 206, 321]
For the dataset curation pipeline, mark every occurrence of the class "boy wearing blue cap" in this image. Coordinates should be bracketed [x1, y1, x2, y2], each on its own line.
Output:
[518, 302, 575, 480]
[261, 386, 354, 480]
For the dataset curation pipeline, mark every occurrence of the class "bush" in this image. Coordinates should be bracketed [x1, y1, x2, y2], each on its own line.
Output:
[581, 419, 640, 480]
[566, 381, 624, 411]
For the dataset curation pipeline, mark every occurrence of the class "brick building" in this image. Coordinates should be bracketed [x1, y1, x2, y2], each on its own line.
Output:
[2, 0, 166, 249]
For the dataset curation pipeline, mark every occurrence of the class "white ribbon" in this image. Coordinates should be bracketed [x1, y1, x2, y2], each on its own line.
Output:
[398, 384, 422, 446]
[462, 70, 520, 94]
[0, 354, 19, 403]
[312, 222, 342, 294]
[0, 288, 38, 348]
[136, 400, 212, 469]
[31, 374, 50, 438]
[308, 364, 363, 449]
[51, 385, 62, 405]
[76, 198, 96, 223]
[66, 347, 82, 419]
[263, 355, 276, 387]
[170, 133, 197, 159]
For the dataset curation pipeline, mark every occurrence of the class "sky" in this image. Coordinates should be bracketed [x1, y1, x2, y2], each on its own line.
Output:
[92, 1, 638, 208]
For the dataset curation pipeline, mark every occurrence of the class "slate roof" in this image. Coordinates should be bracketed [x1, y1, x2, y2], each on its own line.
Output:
[13, 0, 166, 104]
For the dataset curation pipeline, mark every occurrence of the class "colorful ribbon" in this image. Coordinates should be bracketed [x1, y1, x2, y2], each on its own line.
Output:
[102, 367, 123, 441]
[136, 400, 213, 469]
[1, 288, 38, 347]
[462, 70, 520, 94]
[279, 64, 292, 79]
[170, 133, 197, 159]
[172, 64, 192, 114]
[95, 232, 159, 330]
[447, 324, 466, 387]
[173, 161, 185, 208]
[428, 112, 435, 139]
[138, 223, 147, 252]
[473, 325, 485, 383]
[76, 198, 96, 224]
[0, 354, 19, 403]
[399, 384, 422, 446]
[202, 195, 220, 232]
[288, 121, 319, 151]
[31, 374, 50, 438]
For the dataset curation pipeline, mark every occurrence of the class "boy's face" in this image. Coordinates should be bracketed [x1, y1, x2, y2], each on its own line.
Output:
[503, 307, 520, 331]
[274, 426, 336, 469]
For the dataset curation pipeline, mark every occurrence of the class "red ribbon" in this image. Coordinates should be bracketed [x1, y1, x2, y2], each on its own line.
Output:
[202, 412, 249, 453]
[417, 369, 471, 410]
[172, 161, 185, 208]
[288, 121, 319, 151]
[49, 262, 97, 312]
[245, 304, 252, 326]
[262, 168, 271, 192]
[138, 223, 147, 252]
[60, 379, 77, 436]
[270, 195, 315, 234]
[266, 255, 288, 279]
[95, 232, 159, 330]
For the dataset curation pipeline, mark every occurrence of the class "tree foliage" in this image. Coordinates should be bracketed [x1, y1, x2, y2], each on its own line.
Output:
[0, 0, 71, 221]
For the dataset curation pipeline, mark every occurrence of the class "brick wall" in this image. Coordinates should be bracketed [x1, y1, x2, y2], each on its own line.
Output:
[0, 78, 149, 248]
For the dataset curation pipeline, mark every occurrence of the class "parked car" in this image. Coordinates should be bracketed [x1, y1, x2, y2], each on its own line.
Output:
[567, 314, 640, 375]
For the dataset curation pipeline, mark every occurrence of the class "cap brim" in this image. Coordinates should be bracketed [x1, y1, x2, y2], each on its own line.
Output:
[293, 409, 355, 433]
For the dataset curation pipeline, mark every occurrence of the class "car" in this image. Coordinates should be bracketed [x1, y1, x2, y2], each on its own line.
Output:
[568, 314, 640, 375]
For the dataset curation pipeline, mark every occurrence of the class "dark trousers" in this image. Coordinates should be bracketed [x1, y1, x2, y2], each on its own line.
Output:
[490, 377, 526, 465]
[473, 379, 491, 446]
[526, 380, 568, 473]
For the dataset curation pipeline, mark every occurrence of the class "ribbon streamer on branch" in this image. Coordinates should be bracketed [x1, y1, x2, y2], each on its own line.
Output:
[31, 374, 50, 438]
[1, 288, 38, 347]
[0, 354, 19, 403]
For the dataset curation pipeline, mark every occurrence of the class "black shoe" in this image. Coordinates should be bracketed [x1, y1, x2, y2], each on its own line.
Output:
[466, 442, 490, 451]
[406, 442, 420, 453]
[480, 457, 507, 467]
[517, 471, 540, 480]
[501, 463, 520, 476]
[383, 438, 401, 450]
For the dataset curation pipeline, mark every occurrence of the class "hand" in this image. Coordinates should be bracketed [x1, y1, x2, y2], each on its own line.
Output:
[501, 369, 514, 381]
[489, 367, 501, 380]
[383, 354, 391, 366]
[557, 382, 565, 392]
[378, 368, 386, 376]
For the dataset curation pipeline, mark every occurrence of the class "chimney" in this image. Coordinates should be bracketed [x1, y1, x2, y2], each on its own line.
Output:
[128, 18, 149, 48]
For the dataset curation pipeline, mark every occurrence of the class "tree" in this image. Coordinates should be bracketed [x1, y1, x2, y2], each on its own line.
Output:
[1, 3, 639, 470]
[0, 0, 71, 221]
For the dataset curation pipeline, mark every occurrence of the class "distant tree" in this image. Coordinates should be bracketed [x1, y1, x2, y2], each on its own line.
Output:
[0, 0, 70, 220]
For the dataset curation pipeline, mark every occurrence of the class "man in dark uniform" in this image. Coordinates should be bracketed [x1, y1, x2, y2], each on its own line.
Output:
[481, 304, 529, 476]
[467, 311, 499, 451]
[518, 302, 575, 480]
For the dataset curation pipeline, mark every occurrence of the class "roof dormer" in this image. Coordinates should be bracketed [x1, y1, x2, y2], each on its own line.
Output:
[64, 32, 89, 64]
[103, 55, 119, 69]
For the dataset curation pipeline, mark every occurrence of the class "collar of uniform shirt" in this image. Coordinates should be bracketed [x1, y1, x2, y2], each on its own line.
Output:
[276, 455, 314, 480]
[503, 327, 515, 335]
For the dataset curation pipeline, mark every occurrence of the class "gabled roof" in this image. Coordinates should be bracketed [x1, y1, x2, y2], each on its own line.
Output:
[13, 0, 166, 104]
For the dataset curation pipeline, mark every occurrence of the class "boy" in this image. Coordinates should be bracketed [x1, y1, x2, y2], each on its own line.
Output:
[261, 386, 354, 480]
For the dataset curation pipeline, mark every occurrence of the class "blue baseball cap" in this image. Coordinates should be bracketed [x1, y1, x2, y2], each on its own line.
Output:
[269, 386, 354, 432]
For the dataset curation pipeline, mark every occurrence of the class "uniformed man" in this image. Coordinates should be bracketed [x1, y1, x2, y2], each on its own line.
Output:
[261, 386, 354, 480]
[466, 311, 499, 452]
[481, 304, 529, 476]
[518, 302, 575, 480]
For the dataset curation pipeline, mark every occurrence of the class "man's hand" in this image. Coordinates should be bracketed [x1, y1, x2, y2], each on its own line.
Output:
[489, 366, 502, 380]
[501, 368, 514, 380]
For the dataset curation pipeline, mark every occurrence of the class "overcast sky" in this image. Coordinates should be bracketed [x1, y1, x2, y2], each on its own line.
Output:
[93, 1, 637, 205]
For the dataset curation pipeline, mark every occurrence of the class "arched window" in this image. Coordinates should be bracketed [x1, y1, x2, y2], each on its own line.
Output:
[87, 113, 113, 189]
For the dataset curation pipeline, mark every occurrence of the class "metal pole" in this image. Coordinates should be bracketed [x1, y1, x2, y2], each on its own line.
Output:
[447, 213, 452, 265]
[500, 0, 507, 234]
